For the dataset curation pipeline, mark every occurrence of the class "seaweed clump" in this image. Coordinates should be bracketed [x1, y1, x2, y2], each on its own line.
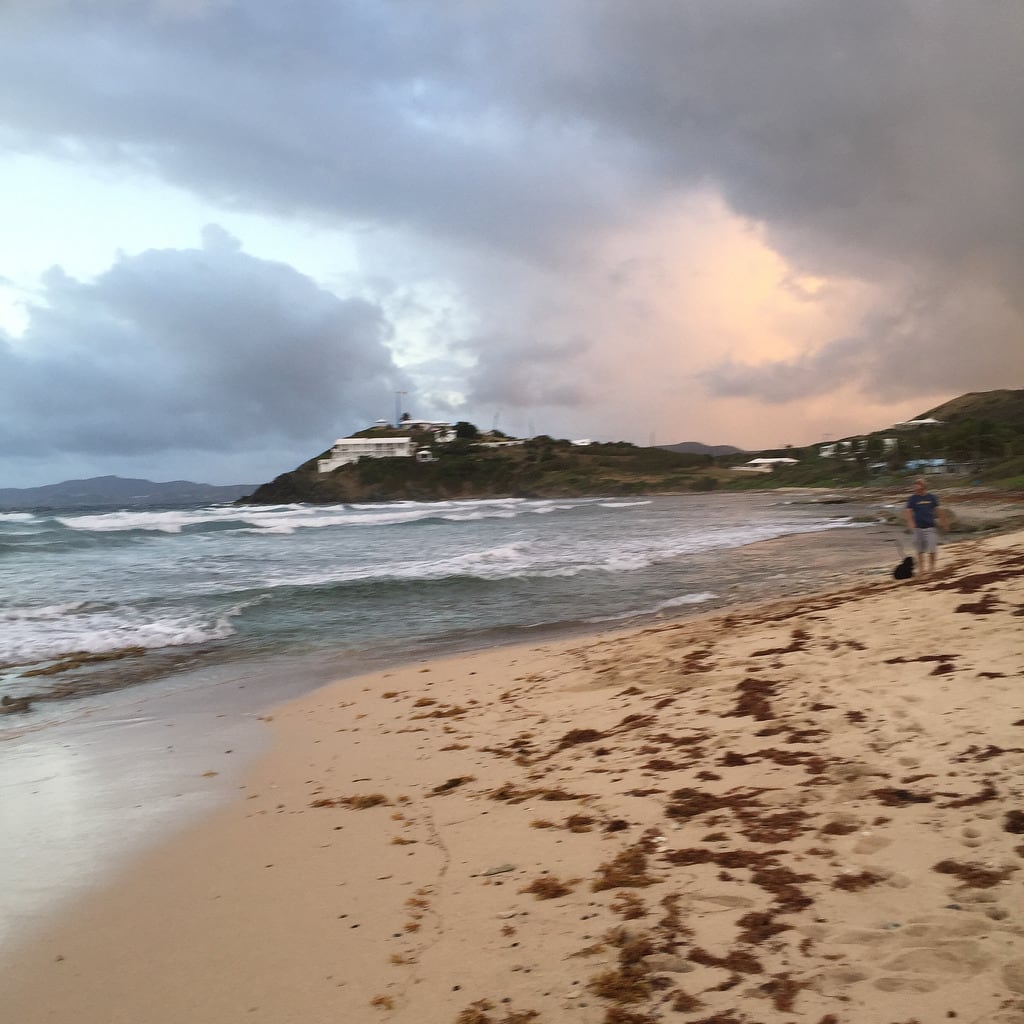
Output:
[588, 931, 654, 1005]
[933, 859, 1016, 888]
[520, 874, 577, 900]
[311, 793, 391, 809]
[592, 843, 661, 891]
[454, 1000, 540, 1024]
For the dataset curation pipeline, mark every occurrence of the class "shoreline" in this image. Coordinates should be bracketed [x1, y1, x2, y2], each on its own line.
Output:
[0, 521, 894, 952]
[4, 485, 1019, 730]
[1, 527, 1022, 1022]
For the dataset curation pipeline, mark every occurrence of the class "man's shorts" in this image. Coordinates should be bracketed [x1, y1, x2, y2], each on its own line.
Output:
[913, 527, 938, 554]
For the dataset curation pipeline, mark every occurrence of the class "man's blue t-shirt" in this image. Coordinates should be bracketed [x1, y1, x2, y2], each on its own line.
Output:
[907, 492, 939, 528]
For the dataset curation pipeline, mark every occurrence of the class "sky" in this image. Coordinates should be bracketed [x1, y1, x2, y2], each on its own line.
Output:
[1, 1, 1023, 487]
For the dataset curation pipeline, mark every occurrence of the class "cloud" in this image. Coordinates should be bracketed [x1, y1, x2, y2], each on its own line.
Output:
[0, 227, 405, 460]
[463, 333, 594, 410]
[0, 1, 1022, 470]
[537, 4, 1024, 274]
[0, 2, 629, 267]
[702, 278, 1024, 408]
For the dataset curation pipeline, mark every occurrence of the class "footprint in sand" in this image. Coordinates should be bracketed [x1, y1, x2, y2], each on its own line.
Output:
[901, 918, 990, 940]
[852, 833, 892, 854]
[989, 1011, 1024, 1024]
[961, 825, 985, 849]
[882, 871, 912, 889]
[1004, 959, 1024, 995]
[873, 975, 937, 992]
[869, 938, 997, 994]
[880, 939, 993, 976]
[832, 928, 894, 946]
[813, 965, 870, 995]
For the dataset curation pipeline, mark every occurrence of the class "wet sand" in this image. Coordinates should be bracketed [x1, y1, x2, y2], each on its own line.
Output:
[1, 523, 1022, 1023]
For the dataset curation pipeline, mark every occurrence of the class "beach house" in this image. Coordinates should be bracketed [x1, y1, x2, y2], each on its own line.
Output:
[317, 436, 416, 473]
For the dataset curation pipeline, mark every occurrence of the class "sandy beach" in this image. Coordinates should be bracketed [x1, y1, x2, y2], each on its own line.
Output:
[2, 524, 1023, 1024]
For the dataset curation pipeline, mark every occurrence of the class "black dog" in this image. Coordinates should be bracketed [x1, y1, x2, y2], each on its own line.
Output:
[893, 556, 914, 580]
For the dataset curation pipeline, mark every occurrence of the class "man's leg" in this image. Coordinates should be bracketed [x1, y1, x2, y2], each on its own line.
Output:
[913, 529, 927, 575]
[922, 529, 938, 574]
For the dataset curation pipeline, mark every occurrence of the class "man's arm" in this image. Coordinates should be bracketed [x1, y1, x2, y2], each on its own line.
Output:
[903, 501, 915, 530]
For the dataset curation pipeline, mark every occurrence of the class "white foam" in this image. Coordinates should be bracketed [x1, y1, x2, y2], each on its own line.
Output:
[656, 592, 718, 610]
[440, 509, 520, 521]
[0, 601, 98, 623]
[0, 600, 256, 663]
[48, 496, 602, 537]
[255, 540, 544, 589]
[56, 509, 217, 534]
[585, 591, 717, 623]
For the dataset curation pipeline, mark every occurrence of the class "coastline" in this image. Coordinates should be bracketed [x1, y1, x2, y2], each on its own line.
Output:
[2, 525, 1022, 1022]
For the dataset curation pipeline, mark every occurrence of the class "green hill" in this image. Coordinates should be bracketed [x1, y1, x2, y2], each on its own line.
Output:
[753, 388, 1024, 489]
[918, 389, 1024, 432]
[243, 390, 1024, 504]
[243, 437, 720, 504]
[891, 389, 1024, 482]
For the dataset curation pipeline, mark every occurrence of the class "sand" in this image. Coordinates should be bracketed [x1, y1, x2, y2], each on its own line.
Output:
[1, 528, 1023, 1024]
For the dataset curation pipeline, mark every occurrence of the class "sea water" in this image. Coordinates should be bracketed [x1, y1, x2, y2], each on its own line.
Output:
[0, 492, 863, 728]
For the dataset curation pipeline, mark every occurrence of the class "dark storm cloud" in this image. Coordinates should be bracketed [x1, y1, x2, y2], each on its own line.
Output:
[465, 334, 594, 409]
[1, 0, 1022, 417]
[503, 1, 1024, 403]
[528, 2, 1024, 275]
[0, 227, 404, 458]
[0, 1, 626, 264]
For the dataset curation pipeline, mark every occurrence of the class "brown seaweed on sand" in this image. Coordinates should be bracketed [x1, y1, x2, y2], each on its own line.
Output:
[311, 793, 391, 809]
[723, 677, 778, 720]
[933, 859, 1017, 888]
[520, 875, 578, 900]
[592, 843, 661, 891]
[832, 869, 886, 891]
[454, 1000, 540, 1024]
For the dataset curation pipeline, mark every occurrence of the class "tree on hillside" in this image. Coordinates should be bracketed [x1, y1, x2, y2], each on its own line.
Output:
[887, 436, 910, 472]
[864, 436, 884, 462]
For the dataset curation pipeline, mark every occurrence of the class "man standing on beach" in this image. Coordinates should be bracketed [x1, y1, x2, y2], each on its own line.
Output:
[903, 478, 949, 575]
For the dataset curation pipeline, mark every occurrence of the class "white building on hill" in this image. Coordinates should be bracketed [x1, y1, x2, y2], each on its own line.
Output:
[733, 457, 799, 473]
[401, 420, 457, 442]
[891, 418, 944, 430]
[317, 436, 415, 473]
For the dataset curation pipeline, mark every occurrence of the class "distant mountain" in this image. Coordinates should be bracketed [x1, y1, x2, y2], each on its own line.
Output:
[0, 475, 257, 509]
[658, 441, 744, 457]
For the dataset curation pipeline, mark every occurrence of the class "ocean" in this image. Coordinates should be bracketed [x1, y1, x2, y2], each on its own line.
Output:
[0, 491, 880, 947]
[0, 491, 871, 730]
